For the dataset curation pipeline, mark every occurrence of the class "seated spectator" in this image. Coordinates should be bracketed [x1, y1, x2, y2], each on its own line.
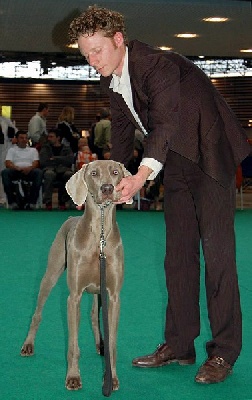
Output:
[127, 148, 142, 175]
[40, 128, 74, 210]
[138, 171, 164, 211]
[1, 130, 43, 210]
[0, 115, 18, 206]
[76, 137, 97, 170]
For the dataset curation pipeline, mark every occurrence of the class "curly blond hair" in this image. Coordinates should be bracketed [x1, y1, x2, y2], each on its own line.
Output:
[69, 5, 128, 44]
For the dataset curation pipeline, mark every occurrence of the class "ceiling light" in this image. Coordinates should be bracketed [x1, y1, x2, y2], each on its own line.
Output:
[159, 46, 173, 51]
[240, 49, 252, 53]
[67, 43, 78, 49]
[202, 17, 229, 22]
[174, 33, 199, 38]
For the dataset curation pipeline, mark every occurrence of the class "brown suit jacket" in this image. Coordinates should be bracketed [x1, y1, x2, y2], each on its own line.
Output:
[101, 40, 251, 187]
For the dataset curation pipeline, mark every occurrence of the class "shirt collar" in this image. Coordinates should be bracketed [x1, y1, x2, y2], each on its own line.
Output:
[109, 47, 130, 91]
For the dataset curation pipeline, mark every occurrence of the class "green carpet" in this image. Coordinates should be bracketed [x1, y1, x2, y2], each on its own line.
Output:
[0, 208, 252, 399]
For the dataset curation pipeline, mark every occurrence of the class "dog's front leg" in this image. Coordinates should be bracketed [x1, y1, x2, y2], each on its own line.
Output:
[65, 293, 82, 391]
[91, 294, 104, 355]
[108, 294, 120, 391]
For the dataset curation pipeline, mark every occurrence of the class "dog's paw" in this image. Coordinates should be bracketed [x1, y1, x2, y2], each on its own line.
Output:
[112, 377, 119, 391]
[20, 343, 34, 356]
[65, 375, 82, 391]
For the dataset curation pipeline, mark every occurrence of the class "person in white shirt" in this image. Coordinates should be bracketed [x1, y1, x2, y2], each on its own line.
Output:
[0, 115, 17, 205]
[1, 130, 43, 210]
[28, 102, 49, 148]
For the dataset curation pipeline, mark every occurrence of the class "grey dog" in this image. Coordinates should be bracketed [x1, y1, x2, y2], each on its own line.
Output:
[21, 160, 131, 392]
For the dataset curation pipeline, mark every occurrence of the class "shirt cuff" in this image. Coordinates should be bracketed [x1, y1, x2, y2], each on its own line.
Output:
[140, 158, 163, 180]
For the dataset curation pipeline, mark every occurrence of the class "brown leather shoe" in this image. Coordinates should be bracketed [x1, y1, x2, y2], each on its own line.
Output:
[195, 356, 232, 384]
[132, 343, 196, 368]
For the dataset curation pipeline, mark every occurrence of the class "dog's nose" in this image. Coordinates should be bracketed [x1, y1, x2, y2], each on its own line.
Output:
[101, 184, 114, 195]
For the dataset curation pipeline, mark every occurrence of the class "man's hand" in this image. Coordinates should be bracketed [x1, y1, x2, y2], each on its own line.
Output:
[20, 166, 33, 175]
[115, 165, 153, 204]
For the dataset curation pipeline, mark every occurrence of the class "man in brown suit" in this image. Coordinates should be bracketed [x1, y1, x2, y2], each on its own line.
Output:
[69, 6, 251, 384]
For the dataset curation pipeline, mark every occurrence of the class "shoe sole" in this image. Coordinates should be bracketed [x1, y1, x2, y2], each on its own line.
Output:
[195, 369, 232, 384]
[132, 358, 196, 368]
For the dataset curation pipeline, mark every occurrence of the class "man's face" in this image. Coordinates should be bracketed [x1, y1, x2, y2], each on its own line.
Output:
[47, 132, 57, 145]
[78, 31, 126, 77]
[43, 108, 49, 117]
[17, 134, 28, 148]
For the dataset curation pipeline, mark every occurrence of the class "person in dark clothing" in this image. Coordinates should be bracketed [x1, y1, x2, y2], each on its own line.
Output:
[69, 5, 251, 385]
[57, 106, 80, 154]
[88, 113, 101, 153]
[39, 128, 74, 210]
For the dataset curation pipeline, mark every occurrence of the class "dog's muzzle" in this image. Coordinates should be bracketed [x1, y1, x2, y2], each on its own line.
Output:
[100, 184, 114, 195]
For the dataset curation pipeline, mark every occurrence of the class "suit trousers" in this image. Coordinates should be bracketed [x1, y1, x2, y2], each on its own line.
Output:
[163, 151, 242, 365]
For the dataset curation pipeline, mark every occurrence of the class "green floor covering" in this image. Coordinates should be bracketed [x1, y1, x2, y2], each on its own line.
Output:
[0, 208, 251, 400]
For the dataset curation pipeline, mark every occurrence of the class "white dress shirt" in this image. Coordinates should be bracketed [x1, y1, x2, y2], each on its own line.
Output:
[109, 48, 163, 180]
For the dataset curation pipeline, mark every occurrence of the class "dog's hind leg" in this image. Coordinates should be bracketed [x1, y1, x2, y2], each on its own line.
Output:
[91, 294, 104, 355]
[21, 229, 67, 356]
[108, 294, 120, 391]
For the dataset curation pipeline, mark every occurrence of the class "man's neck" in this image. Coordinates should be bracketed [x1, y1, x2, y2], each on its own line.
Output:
[114, 46, 126, 77]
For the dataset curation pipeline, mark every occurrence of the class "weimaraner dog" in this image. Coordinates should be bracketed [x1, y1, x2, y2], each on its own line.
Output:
[21, 160, 131, 392]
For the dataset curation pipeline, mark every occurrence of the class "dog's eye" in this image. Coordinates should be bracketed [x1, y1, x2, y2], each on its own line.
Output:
[91, 170, 97, 176]
[113, 169, 119, 175]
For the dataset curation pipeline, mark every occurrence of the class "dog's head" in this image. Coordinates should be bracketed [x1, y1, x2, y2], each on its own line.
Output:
[66, 160, 132, 206]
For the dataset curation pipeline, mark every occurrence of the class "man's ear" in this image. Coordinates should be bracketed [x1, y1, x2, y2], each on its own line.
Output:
[113, 32, 124, 47]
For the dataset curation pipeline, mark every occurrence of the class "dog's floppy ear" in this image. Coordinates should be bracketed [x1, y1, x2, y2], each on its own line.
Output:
[65, 165, 88, 205]
[119, 162, 132, 177]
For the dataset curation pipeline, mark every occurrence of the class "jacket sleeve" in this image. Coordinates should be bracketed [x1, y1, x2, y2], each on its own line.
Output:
[54, 146, 74, 167]
[109, 93, 136, 166]
[39, 146, 54, 168]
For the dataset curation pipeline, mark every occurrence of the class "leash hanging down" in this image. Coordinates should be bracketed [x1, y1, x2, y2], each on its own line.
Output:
[99, 203, 113, 397]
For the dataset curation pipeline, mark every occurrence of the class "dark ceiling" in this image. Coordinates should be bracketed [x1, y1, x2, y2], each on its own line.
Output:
[0, 0, 252, 67]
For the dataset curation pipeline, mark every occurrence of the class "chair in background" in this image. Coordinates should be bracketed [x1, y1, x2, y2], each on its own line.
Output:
[6, 179, 42, 209]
